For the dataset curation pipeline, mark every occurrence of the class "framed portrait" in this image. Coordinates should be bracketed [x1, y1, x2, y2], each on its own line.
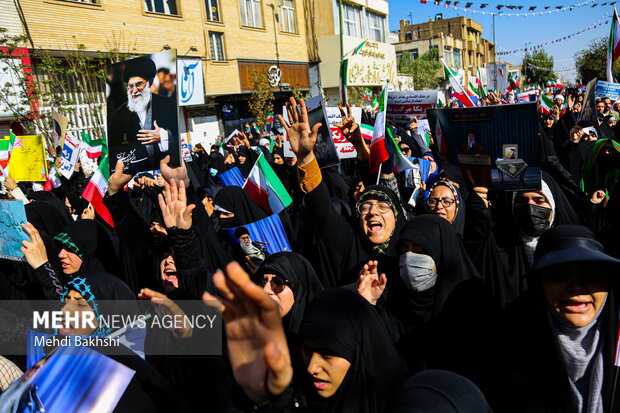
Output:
[503, 144, 518, 160]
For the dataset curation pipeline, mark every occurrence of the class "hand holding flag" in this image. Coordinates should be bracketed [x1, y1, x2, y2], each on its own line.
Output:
[277, 97, 322, 166]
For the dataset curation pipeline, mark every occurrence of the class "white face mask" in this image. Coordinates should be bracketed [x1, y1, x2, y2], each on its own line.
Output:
[399, 252, 437, 293]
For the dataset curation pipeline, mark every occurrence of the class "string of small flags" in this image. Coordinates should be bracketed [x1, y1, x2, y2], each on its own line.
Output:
[497, 18, 609, 55]
[418, 0, 614, 17]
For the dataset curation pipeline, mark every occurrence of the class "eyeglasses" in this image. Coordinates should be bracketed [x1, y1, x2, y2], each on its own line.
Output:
[427, 197, 456, 208]
[358, 200, 392, 215]
[127, 80, 147, 90]
[258, 275, 290, 294]
[400, 147, 411, 153]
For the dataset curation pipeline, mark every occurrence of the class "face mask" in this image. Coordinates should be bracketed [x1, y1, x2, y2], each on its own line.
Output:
[399, 252, 438, 293]
[514, 204, 552, 237]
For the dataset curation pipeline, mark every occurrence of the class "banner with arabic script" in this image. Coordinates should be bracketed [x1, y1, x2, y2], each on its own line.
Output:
[0, 200, 28, 261]
[387, 91, 438, 124]
[7, 135, 48, 182]
[325, 106, 361, 159]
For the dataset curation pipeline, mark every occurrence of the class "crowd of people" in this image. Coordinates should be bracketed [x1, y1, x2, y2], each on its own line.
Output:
[0, 89, 619, 412]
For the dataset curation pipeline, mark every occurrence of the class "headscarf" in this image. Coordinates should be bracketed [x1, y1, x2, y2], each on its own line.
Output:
[355, 184, 406, 256]
[393, 215, 481, 320]
[580, 138, 620, 201]
[254, 252, 323, 334]
[60, 271, 135, 335]
[213, 185, 268, 228]
[53, 220, 120, 279]
[385, 370, 492, 413]
[425, 181, 465, 236]
[299, 288, 408, 413]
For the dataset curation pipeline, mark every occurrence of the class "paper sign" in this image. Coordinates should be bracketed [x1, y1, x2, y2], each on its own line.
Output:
[325, 106, 361, 159]
[387, 91, 438, 123]
[225, 129, 240, 144]
[52, 109, 69, 148]
[181, 134, 193, 162]
[595, 80, 620, 101]
[0, 200, 28, 261]
[7, 135, 48, 182]
[59, 131, 81, 179]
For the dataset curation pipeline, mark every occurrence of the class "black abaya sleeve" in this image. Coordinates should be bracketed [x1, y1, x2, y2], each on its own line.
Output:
[168, 227, 214, 299]
[301, 180, 366, 287]
[463, 190, 518, 309]
[104, 190, 161, 293]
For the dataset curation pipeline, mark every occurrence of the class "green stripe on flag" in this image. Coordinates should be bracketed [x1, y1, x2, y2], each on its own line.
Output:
[0, 139, 10, 151]
[257, 156, 292, 207]
[9, 131, 17, 146]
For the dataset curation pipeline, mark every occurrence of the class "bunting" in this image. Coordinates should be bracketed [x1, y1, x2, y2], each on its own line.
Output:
[418, 0, 600, 17]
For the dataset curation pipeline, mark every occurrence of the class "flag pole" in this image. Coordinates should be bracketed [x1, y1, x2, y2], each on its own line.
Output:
[377, 78, 390, 186]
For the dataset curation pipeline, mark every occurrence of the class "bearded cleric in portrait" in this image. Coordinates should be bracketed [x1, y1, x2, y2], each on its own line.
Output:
[108, 56, 179, 173]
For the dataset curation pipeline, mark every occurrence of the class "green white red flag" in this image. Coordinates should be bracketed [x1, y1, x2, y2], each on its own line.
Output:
[81, 156, 114, 227]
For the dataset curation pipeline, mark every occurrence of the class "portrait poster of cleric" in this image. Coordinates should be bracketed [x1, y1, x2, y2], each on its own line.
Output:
[106, 50, 180, 175]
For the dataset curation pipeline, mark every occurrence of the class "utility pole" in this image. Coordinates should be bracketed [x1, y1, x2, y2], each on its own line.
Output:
[492, 12, 501, 91]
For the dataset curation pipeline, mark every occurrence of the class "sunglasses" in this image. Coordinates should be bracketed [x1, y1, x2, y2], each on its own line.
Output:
[258, 275, 290, 294]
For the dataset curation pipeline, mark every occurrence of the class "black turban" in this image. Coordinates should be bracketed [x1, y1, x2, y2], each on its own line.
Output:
[123, 57, 157, 83]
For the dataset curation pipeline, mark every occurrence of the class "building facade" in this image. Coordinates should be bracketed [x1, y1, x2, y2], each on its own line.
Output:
[4, 0, 313, 147]
[394, 15, 495, 78]
[308, 0, 397, 104]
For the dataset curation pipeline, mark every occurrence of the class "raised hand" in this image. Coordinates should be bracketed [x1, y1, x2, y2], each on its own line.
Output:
[356, 260, 387, 306]
[107, 159, 133, 196]
[160, 155, 190, 187]
[20, 223, 49, 269]
[157, 178, 195, 230]
[590, 189, 607, 206]
[203, 262, 292, 405]
[138, 288, 192, 338]
[81, 204, 95, 220]
[334, 103, 362, 145]
[277, 97, 321, 166]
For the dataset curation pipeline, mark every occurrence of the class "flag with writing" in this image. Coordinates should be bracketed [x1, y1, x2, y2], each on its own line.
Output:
[441, 58, 475, 108]
[0, 139, 10, 169]
[243, 153, 292, 215]
[81, 156, 114, 227]
[81, 131, 103, 159]
[607, 9, 620, 82]
[369, 84, 390, 174]
[43, 167, 62, 191]
[538, 94, 555, 114]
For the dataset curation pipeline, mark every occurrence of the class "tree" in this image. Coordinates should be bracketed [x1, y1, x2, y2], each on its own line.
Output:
[0, 28, 134, 150]
[575, 37, 620, 83]
[398, 48, 441, 90]
[248, 69, 275, 130]
[522, 50, 555, 86]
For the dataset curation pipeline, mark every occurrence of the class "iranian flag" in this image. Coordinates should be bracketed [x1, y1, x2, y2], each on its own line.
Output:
[441, 59, 475, 107]
[0, 139, 10, 169]
[81, 156, 114, 227]
[369, 84, 389, 174]
[44, 167, 62, 191]
[538, 94, 555, 114]
[243, 153, 292, 215]
[507, 72, 520, 92]
[608, 8, 620, 82]
[81, 131, 103, 159]
[360, 123, 374, 141]
[388, 128, 415, 173]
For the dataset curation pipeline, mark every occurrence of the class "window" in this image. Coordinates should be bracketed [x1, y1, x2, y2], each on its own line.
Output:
[343, 4, 361, 37]
[240, 0, 263, 28]
[410, 48, 419, 59]
[280, 0, 296, 33]
[209, 32, 226, 61]
[206, 0, 220, 22]
[144, 0, 178, 15]
[453, 49, 461, 68]
[366, 11, 386, 43]
[443, 47, 452, 65]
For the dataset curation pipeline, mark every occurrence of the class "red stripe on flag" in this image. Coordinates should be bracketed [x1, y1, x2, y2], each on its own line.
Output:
[81, 184, 115, 227]
[243, 179, 273, 215]
[369, 140, 389, 174]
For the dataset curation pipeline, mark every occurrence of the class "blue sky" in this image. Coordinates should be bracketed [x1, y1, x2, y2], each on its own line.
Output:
[387, 0, 614, 83]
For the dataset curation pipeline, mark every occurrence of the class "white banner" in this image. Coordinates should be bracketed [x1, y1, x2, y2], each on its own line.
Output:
[178, 58, 205, 107]
[59, 132, 81, 180]
[387, 91, 438, 123]
[325, 107, 361, 159]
